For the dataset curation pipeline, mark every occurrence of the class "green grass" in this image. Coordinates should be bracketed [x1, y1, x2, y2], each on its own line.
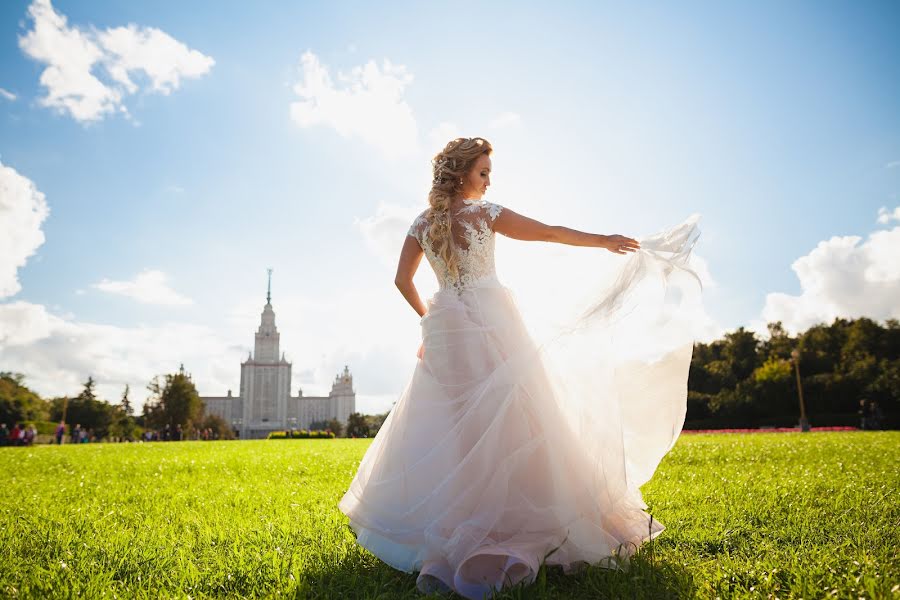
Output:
[1, 432, 898, 599]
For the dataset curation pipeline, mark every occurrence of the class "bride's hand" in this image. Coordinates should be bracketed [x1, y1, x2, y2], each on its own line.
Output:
[416, 342, 425, 360]
[603, 234, 641, 255]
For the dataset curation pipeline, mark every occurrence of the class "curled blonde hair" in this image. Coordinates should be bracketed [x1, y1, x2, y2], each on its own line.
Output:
[427, 137, 493, 279]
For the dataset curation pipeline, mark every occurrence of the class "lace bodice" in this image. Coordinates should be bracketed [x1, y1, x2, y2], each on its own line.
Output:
[407, 198, 504, 292]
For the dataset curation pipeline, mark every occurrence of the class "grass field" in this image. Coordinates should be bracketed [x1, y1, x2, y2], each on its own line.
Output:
[1, 432, 897, 599]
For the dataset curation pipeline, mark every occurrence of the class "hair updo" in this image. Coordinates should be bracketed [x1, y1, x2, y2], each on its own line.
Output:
[427, 137, 493, 279]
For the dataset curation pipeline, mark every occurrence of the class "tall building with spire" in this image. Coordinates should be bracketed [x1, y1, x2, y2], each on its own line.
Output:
[200, 269, 356, 439]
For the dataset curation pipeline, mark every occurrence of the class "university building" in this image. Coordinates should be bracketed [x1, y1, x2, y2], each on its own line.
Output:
[201, 274, 355, 439]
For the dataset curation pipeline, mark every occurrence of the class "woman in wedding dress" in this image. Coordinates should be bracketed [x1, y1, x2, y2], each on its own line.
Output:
[338, 137, 703, 599]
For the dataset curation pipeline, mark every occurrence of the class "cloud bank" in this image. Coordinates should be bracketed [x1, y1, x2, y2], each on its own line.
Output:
[289, 51, 418, 159]
[18, 0, 214, 122]
[760, 207, 900, 334]
[0, 160, 49, 298]
[92, 269, 193, 306]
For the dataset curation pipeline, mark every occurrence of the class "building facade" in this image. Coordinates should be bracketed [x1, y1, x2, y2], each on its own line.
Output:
[201, 276, 355, 439]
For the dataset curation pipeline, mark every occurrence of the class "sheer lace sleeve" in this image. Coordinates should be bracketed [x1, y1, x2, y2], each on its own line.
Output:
[483, 201, 503, 228]
[407, 211, 428, 246]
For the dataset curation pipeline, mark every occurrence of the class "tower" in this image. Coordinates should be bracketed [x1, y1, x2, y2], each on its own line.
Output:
[330, 364, 356, 423]
[253, 268, 280, 363]
[199, 269, 358, 439]
[240, 269, 292, 438]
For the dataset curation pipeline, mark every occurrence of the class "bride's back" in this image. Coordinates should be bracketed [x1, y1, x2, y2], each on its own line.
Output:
[407, 198, 504, 291]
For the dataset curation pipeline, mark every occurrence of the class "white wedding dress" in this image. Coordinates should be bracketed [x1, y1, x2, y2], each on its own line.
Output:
[339, 198, 703, 599]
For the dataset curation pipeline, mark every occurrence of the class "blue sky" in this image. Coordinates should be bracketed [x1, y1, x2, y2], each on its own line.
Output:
[1, 0, 899, 413]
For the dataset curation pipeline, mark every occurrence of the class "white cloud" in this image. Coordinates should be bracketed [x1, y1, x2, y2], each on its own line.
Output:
[0, 88, 16, 101]
[0, 160, 49, 299]
[0, 299, 243, 410]
[289, 51, 418, 159]
[886, 160, 900, 169]
[91, 269, 193, 306]
[489, 111, 521, 129]
[18, 0, 213, 123]
[877, 205, 900, 225]
[354, 201, 422, 267]
[97, 24, 215, 95]
[427, 121, 461, 154]
[760, 218, 900, 334]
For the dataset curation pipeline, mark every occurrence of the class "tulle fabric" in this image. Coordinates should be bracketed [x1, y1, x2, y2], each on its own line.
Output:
[338, 215, 703, 599]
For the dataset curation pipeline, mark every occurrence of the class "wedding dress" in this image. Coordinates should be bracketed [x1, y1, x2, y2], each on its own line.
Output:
[338, 198, 703, 599]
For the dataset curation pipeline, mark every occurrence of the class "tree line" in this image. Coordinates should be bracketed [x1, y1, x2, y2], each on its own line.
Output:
[0, 363, 391, 441]
[686, 317, 898, 429]
[3, 316, 897, 436]
[0, 364, 234, 441]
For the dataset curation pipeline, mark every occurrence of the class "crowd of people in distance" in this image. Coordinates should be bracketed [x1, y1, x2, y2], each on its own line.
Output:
[0, 422, 39, 446]
[142, 423, 227, 442]
[0, 421, 232, 445]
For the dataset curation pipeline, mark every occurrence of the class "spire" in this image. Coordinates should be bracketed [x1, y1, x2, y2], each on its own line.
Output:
[254, 271, 280, 362]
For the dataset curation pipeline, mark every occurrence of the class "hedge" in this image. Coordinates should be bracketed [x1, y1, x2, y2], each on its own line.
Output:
[268, 430, 335, 439]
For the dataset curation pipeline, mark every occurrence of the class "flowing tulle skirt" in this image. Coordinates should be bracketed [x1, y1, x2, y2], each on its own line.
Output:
[338, 216, 703, 599]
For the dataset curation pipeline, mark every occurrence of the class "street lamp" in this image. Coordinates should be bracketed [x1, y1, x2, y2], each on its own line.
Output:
[791, 349, 810, 432]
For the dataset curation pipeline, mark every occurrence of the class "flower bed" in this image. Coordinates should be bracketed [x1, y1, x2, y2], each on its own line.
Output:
[682, 426, 858, 434]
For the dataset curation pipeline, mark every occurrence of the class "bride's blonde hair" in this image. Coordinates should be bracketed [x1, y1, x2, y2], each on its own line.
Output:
[427, 137, 493, 278]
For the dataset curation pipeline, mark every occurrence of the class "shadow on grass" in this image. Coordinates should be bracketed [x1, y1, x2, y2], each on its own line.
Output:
[300, 526, 696, 600]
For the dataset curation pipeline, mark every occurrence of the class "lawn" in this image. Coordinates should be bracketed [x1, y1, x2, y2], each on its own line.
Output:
[1, 432, 897, 599]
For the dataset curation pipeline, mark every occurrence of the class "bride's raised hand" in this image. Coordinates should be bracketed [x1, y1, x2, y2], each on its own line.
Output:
[604, 234, 641, 255]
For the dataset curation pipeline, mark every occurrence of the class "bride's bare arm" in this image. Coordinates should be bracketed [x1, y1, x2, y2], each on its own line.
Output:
[395, 235, 429, 317]
[493, 207, 640, 254]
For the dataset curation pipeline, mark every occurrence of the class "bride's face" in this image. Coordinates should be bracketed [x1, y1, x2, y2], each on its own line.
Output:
[460, 154, 492, 200]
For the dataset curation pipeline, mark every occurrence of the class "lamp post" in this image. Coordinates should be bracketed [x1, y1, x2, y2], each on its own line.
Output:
[791, 349, 810, 432]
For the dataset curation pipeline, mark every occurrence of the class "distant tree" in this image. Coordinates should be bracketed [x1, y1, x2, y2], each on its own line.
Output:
[0, 372, 49, 424]
[686, 390, 714, 420]
[199, 413, 235, 440]
[723, 327, 760, 383]
[141, 390, 164, 430]
[365, 411, 390, 436]
[109, 384, 138, 441]
[325, 417, 344, 437]
[751, 356, 794, 417]
[50, 376, 116, 439]
[120, 384, 134, 416]
[762, 321, 795, 362]
[345, 412, 369, 437]
[869, 359, 900, 410]
[144, 365, 203, 431]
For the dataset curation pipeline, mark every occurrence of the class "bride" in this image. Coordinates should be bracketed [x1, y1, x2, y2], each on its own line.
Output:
[339, 137, 702, 599]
